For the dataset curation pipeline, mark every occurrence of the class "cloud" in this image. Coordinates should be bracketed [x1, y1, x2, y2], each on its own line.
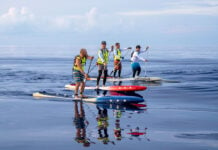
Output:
[0, 7, 34, 25]
[53, 7, 98, 31]
[167, 0, 218, 7]
[118, 1, 218, 16]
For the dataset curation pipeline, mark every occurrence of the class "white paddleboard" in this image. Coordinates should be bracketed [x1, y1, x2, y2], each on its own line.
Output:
[88, 77, 162, 82]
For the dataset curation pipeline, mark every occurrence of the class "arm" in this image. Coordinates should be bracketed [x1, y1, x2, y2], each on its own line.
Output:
[122, 47, 132, 51]
[113, 49, 118, 57]
[134, 52, 146, 62]
[98, 50, 105, 63]
[87, 56, 94, 60]
[140, 46, 149, 53]
[108, 45, 114, 52]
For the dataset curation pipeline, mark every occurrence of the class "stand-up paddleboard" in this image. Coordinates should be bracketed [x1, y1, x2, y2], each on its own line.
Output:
[65, 84, 147, 91]
[87, 76, 162, 82]
[32, 91, 144, 104]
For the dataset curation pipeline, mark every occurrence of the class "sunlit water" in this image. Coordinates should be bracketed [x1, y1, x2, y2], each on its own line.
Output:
[0, 46, 218, 150]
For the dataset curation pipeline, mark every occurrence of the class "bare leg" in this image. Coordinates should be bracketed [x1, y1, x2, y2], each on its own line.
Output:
[75, 82, 81, 98]
[80, 81, 85, 97]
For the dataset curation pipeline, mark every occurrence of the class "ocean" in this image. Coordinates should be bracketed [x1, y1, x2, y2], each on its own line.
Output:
[0, 46, 218, 150]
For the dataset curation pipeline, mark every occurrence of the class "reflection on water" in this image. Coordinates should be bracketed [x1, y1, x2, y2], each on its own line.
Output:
[72, 99, 148, 147]
[73, 101, 95, 147]
[96, 106, 115, 145]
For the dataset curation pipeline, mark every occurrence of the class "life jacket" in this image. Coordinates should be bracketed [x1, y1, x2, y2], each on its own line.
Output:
[73, 55, 87, 71]
[97, 49, 109, 64]
[114, 49, 121, 60]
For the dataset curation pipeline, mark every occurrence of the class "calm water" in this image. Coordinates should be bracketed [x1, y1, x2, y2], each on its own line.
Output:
[0, 46, 218, 150]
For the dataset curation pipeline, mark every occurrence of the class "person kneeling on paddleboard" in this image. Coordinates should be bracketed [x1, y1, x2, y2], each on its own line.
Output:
[131, 45, 149, 78]
[113, 42, 132, 78]
[96, 41, 112, 88]
[73, 49, 94, 99]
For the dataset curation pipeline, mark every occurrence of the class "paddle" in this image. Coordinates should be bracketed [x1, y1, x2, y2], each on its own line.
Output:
[143, 46, 150, 77]
[84, 58, 93, 82]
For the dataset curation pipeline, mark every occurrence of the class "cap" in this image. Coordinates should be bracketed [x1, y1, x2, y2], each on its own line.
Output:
[101, 41, 106, 45]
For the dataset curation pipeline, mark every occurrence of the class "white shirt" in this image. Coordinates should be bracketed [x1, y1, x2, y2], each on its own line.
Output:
[131, 49, 147, 62]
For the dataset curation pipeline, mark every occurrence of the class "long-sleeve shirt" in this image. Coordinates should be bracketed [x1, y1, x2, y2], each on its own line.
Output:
[131, 49, 148, 62]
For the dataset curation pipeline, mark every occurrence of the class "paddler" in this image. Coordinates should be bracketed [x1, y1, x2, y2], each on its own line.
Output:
[113, 43, 132, 78]
[73, 49, 94, 99]
[131, 45, 149, 78]
[96, 41, 112, 88]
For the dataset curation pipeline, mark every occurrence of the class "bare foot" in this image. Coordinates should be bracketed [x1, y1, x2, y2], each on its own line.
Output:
[80, 95, 88, 98]
[74, 94, 80, 99]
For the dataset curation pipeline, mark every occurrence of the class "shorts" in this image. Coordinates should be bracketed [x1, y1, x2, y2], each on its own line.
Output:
[114, 60, 122, 70]
[73, 70, 84, 83]
[98, 64, 107, 70]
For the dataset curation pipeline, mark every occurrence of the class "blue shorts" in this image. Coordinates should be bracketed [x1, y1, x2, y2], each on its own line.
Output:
[131, 62, 140, 70]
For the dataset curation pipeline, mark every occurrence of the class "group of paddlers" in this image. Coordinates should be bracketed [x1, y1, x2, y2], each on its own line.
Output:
[73, 41, 149, 98]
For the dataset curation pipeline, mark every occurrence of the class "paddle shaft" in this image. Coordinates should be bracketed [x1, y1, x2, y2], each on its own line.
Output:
[143, 48, 149, 77]
[84, 59, 93, 82]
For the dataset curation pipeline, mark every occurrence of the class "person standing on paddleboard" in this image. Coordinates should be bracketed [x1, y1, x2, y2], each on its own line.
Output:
[96, 41, 112, 88]
[73, 49, 94, 99]
[131, 45, 149, 78]
[113, 42, 132, 78]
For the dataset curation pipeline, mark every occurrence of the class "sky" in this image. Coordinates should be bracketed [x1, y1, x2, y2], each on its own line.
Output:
[0, 0, 218, 47]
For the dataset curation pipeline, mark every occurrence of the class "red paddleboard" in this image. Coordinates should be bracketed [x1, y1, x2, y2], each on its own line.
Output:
[108, 85, 147, 91]
[65, 84, 147, 92]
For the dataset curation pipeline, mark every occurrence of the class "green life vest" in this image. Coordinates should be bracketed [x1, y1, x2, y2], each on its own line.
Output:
[73, 55, 87, 71]
[97, 49, 109, 64]
[114, 49, 121, 60]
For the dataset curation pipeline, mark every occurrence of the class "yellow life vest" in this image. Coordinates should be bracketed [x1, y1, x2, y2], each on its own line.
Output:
[114, 49, 121, 60]
[97, 49, 109, 64]
[73, 55, 87, 71]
